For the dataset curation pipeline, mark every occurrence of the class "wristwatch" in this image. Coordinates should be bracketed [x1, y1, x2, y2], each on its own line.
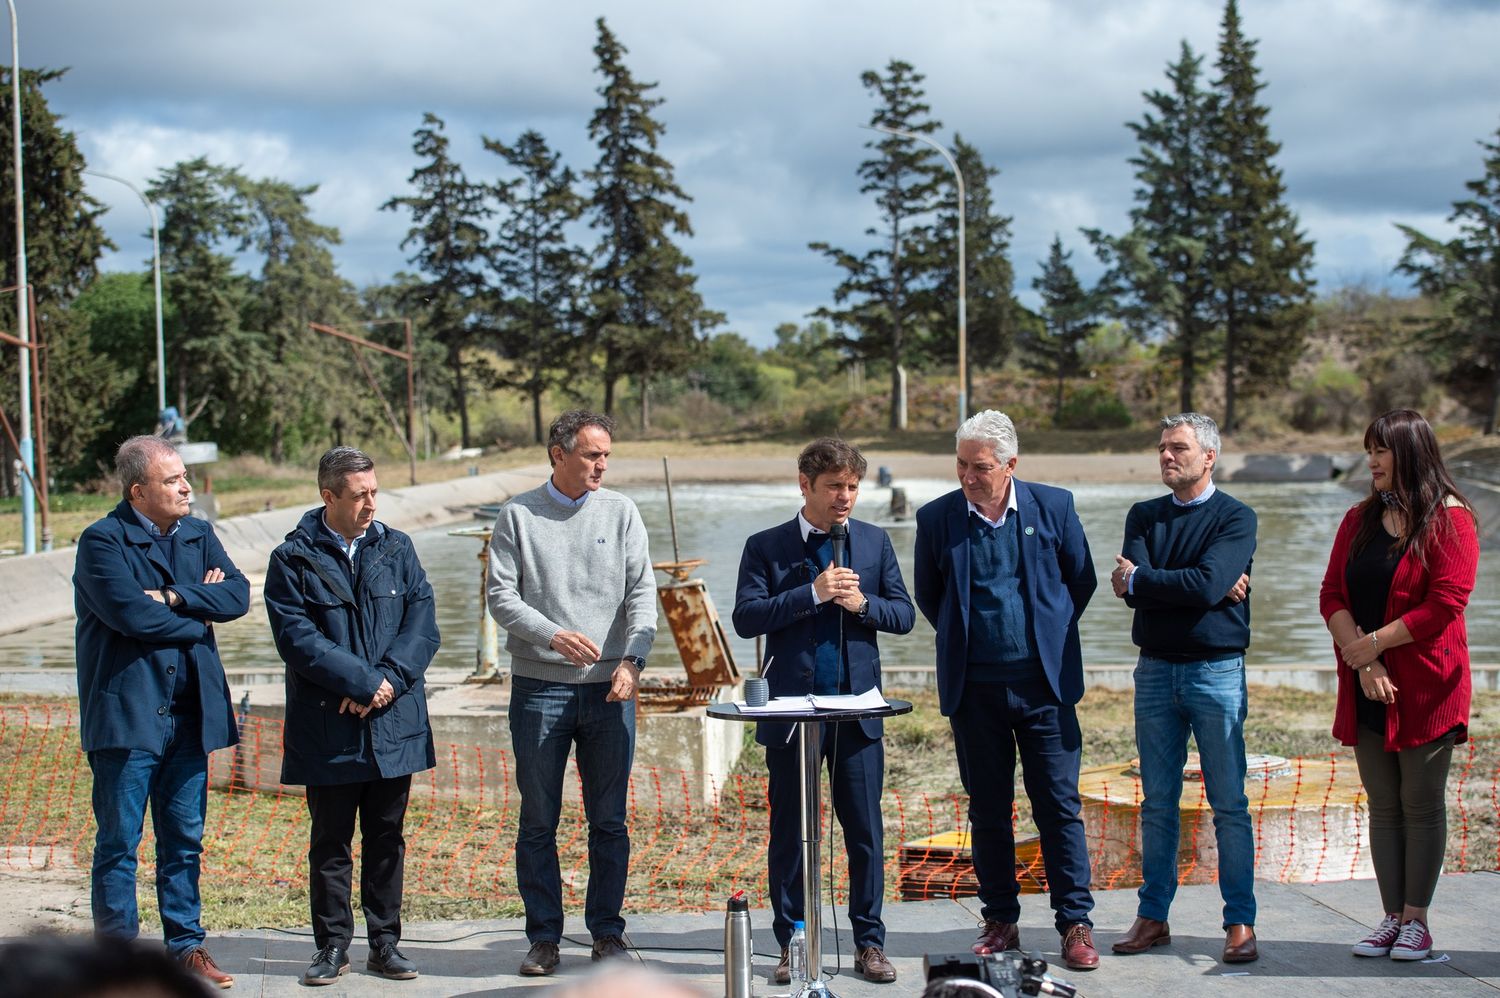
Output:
[856, 596, 870, 618]
[623, 655, 646, 671]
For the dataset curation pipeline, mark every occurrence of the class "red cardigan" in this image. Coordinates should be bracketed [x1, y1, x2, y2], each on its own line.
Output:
[1319, 503, 1478, 751]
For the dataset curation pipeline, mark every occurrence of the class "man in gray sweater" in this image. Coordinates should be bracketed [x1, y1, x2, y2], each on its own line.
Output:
[486, 410, 657, 977]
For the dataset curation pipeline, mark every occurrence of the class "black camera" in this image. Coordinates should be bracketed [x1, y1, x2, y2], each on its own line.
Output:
[922, 951, 1078, 998]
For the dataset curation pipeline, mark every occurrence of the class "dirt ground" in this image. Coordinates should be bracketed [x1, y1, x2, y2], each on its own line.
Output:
[0, 849, 90, 936]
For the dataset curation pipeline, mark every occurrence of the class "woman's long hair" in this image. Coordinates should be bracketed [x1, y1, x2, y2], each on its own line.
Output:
[1351, 408, 1473, 564]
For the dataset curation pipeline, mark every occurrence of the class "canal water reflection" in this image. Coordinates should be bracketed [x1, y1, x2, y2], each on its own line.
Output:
[4, 480, 1496, 676]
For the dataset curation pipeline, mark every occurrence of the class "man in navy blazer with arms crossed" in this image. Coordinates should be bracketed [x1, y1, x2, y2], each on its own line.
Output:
[914, 410, 1100, 972]
[733, 438, 914, 984]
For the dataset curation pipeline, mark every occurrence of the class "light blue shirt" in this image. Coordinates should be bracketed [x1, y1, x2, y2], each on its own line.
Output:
[547, 477, 591, 509]
[131, 506, 180, 538]
[321, 511, 382, 563]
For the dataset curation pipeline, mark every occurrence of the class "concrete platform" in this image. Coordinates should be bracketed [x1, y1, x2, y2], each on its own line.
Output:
[157, 873, 1499, 996]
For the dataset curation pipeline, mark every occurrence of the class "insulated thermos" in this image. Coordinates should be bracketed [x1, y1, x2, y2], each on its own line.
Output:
[724, 889, 753, 998]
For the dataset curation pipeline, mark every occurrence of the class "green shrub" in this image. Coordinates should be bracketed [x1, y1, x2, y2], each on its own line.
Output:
[1057, 385, 1133, 430]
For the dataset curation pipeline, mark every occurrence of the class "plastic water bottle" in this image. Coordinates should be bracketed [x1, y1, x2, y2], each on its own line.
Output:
[788, 920, 807, 987]
[724, 890, 753, 998]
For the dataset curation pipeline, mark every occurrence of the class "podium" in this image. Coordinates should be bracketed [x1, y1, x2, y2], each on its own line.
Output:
[707, 699, 913, 998]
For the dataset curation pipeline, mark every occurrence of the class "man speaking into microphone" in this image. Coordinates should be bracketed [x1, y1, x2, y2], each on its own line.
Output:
[732, 438, 914, 984]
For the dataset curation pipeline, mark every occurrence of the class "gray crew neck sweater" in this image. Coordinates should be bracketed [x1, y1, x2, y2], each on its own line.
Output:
[484, 483, 657, 684]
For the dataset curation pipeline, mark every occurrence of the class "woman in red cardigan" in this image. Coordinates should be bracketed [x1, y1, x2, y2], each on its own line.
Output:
[1319, 409, 1478, 963]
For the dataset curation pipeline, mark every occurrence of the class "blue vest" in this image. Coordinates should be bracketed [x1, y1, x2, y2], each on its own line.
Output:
[966, 513, 1042, 681]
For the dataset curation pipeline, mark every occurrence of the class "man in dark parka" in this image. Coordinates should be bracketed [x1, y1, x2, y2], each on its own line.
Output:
[73, 435, 249, 990]
[264, 447, 439, 986]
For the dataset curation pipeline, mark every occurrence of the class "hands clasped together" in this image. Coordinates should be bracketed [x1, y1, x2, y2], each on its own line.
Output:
[1341, 626, 1397, 704]
[814, 564, 865, 612]
[548, 630, 641, 702]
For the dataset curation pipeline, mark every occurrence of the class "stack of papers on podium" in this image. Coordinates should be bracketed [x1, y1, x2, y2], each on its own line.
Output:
[734, 688, 890, 713]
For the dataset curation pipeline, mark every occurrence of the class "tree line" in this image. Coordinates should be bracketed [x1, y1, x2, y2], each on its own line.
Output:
[2, 1, 1499, 494]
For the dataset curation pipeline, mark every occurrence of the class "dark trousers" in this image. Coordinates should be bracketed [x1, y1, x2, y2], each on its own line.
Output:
[305, 774, 412, 950]
[950, 677, 1094, 933]
[1354, 726, 1456, 912]
[765, 722, 885, 950]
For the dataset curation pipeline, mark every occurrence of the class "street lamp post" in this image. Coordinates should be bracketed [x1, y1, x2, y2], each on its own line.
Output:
[85, 171, 166, 415]
[872, 124, 968, 426]
[7, 0, 34, 554]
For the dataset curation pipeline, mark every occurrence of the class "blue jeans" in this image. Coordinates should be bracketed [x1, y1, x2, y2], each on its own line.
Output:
[1133, 654, 1256, 927]
[509, 676, 636, 943]
[87, 713, 209, 955]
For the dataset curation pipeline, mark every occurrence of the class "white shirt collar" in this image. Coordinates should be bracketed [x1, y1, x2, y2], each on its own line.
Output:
[967, 482, 1019, 528]
[797, 510, 826, 542]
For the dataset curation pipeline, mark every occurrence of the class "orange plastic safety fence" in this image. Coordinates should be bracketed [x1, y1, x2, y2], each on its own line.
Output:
[1, 705, 1497, 913]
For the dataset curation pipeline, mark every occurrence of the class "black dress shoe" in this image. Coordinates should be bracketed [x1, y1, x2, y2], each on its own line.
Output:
[520, 940, 560, 976]
[367, 943, 419, 980]
[302, 945, 349, 986]
[591, 935, 631, 962]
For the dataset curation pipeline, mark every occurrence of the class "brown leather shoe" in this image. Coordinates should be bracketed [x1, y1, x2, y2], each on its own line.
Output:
[855, 945, 897, 983]
[774, 947, 791, 985]
[1223, 924, 1258, 963]
[519, 940, 560, 976]
[180, 947, 234, 990]
[972, 920, 1020, 954]
[1112, 916, 1171, 954]
[1061, 923, 1099, 971]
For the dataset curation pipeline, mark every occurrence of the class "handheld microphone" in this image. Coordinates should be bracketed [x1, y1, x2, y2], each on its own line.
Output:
[829, 521, 848, 568]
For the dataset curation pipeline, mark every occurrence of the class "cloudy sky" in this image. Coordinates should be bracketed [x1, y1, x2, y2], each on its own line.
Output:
[23, 0, 1500, 346]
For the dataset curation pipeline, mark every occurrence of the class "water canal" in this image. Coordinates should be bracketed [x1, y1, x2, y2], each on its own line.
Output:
[4, 480, 1497, 677]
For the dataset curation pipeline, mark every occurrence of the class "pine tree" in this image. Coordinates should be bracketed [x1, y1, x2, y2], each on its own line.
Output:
[0, 68, 113, 487]
[1210, 0, 1315, 431]
[1397, 122, 1500, 433]
[585, 18, 720, 429]
[810, 59, 945, 430]
[927, 135, 1016, 410]
[1023, 236, 1099, 426]
[383, 113, 493, 448]
[1087, 43, 1219, 414]
[485, 129, 587, 443]
[147, 158, 262, 446]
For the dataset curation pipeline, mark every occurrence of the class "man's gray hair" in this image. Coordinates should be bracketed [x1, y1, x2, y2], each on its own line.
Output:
[956, 409, 1019, 463]
[116, 435, 180, 501]
[318, 446, 375, 495]
[548, 410, 615, 463]
[1161, 412, 1221, 454]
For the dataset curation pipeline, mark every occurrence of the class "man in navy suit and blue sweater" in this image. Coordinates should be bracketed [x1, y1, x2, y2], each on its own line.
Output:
[914, 410, 1100, 972]
[733, 438, 914, 984]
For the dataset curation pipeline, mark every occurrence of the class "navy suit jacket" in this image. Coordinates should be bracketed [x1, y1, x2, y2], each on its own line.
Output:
[913, 482, 1096, 716]
[732, 516, 915, 745]
[73, 501, 250, 753]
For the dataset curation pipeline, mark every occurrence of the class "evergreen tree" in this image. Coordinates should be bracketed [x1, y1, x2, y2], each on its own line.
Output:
[810, 59, 944, 430]
[383, 113, 493, 448]
[0, 68, 113, 487]
[1087, 43, 1219, 414]
[1397, 122, 1500, 433]
[147, 158, 261, 446]
[239, 177, 363, 461]
[927, 134, 1016, 409]
[1210, 0, 1315, 431]
[585, 18, 720, 430]
[1023, 236, 1099, 426]
[485, 129, 587, 443]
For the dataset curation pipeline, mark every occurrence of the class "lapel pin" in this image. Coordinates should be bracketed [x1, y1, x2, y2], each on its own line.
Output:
[1024, 526, 1035, 535]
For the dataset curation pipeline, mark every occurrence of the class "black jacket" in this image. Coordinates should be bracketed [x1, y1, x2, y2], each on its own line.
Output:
[264, 508, 439, 785]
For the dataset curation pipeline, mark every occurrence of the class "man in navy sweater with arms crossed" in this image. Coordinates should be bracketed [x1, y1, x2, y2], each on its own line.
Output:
[1110, 412, 1259, 964]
